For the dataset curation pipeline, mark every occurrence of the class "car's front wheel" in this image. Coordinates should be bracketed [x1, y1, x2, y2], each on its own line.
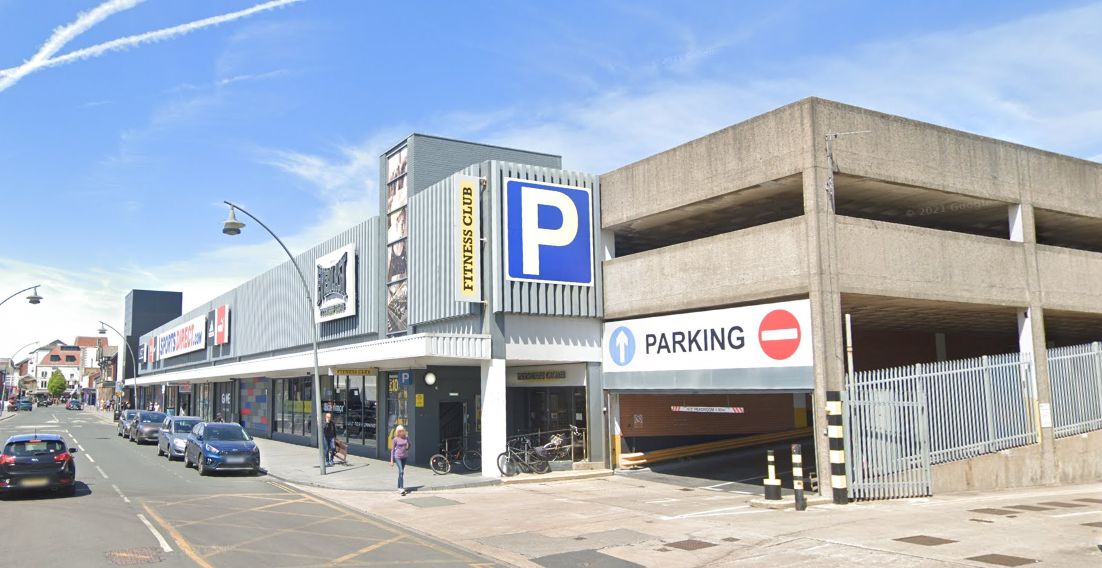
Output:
[197, 456, 208, 476]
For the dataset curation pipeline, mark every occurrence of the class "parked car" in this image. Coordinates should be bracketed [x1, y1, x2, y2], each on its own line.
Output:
[129, 412, 166, 444]
[0, 433, 78, 497]
[117, 410, 139, 438]
[65, 400, 82, 411]
[36, 399, 50, 408]
[157, 416, 201, 461]
[16, 398, 33, 412]
[184, 422, 260, 476]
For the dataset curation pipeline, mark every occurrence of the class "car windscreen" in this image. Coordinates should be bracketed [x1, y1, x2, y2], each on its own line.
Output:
[123, 410, 138, 419]
[204, 425, 250, 442]
[174, 420, 199, 433]
[4, 440, 66, 456]
[140, 412, 166, 423]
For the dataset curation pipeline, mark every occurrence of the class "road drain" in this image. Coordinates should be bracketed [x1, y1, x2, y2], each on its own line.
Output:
[106, 547, 163, 565]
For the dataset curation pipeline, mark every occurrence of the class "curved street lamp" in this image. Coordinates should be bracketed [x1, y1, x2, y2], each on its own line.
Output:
[0, 284, 43, 309]
[98, 321, 139, 405]
[222, 201, 327, 475]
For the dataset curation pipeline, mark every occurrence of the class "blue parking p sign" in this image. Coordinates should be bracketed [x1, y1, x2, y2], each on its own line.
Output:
[504, 178, 593, 286]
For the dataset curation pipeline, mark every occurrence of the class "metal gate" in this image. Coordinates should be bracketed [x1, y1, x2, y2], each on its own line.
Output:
[843, 377, 932, 500]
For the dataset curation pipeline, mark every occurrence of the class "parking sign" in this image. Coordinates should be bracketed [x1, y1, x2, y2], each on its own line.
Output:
[504, 178, 593, 286]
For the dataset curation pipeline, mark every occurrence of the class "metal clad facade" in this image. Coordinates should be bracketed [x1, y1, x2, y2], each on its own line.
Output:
[140, 218, 382, 373]
[408, 164, 478, 325]
[408, 135, 561, 196]
[490, 161, 603, 318]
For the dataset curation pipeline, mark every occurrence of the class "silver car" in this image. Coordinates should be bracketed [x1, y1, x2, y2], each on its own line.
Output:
[129, 411, 166, 444]
[118, 410, 139, 439]
[157, 416, 201, 460]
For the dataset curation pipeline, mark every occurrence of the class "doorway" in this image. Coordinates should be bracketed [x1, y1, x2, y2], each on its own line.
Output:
[438, 401, 466, 452]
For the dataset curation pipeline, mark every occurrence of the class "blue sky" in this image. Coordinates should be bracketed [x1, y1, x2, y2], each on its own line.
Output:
[0, 0, 1100, 359]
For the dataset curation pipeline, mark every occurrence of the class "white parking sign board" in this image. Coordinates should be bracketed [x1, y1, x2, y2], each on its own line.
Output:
[602, 299, 813, 373]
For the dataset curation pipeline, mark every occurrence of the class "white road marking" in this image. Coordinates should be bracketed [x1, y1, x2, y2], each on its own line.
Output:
[84, 453, 95, 463]
[660, 506, 766, 520]
[112, 484, 130, 503]
[49, 414, 59, 423]
[1052, 511, 1101, 518]
[96, 466, 109, 479]
[701, 481, 735, 491]
[645, 498, 679, 504]
[77, 444, 85, 451]
[137, 514, 173, 553]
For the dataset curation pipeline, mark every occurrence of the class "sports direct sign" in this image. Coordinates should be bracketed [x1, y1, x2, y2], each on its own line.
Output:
[152, 315, 207, 361]
[602, 299, 812, 373]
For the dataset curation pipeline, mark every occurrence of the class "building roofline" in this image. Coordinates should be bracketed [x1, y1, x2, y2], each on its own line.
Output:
[382, 133, 561, 160]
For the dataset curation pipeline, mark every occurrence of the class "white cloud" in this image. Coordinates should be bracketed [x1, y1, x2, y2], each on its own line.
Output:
[0, 0, 306, 93]
[0, 0, 144, 91]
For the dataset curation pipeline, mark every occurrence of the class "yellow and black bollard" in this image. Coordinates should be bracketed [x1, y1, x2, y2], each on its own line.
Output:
[764, 449, 782, 500]
[792, 444, 807, 511]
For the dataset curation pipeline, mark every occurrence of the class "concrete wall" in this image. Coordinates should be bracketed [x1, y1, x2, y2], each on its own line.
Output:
[602, 217, 809, 319]
[600, 101, 810, 228]
[835, 216, 1029, 306]
[932, 430, 1102, 493]
[1035, 246, 1102, 314]
[813, 99, 1102, 219]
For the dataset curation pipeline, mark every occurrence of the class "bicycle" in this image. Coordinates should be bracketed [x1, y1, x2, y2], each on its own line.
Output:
[429, 438, 481, 475]
[496, 436, 550, 477]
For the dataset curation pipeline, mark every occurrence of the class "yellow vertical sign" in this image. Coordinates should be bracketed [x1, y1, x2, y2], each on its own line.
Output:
[415, 393, 424, 408]
[454, 174, 481, 302]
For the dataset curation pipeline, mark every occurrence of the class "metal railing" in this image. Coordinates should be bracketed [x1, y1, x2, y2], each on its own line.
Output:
[1048, 342, 1102, 438]
[844, 352, 1037, 500]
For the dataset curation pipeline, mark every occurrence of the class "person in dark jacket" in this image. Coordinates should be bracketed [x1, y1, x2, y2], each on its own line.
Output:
[323, 412, 337, 466]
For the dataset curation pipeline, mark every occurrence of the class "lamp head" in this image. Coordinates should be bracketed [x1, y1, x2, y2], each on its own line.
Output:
[222, 207, 245, 236]
[98, 325, 107, 335]
[26, 287, 42, 305]
[424, 372, 437, 386]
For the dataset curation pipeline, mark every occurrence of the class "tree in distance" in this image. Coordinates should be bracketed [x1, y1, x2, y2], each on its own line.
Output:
[47, 370, 67, 397]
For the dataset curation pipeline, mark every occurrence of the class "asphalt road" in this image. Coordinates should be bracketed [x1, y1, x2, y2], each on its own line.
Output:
[0, 408, 499, 568]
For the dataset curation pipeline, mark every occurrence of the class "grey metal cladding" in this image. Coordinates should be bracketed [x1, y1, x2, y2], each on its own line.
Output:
[140, 217, 382, 372]
[408, 164, 478, 326]
[408, 134, 561, 196]
[489, 161, 604, 318]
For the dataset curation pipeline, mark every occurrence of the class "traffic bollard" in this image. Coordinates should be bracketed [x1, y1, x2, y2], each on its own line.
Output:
[792, 444, 807, 511]
[764, 449, 782, 500]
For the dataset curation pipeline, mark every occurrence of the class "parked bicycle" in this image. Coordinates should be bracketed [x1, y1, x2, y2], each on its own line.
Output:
[496, 436, 550, 476]
[429, 437, 481, 475]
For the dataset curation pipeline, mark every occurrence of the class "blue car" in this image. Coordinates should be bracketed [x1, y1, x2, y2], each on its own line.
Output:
[183, 422, 260, 476]
[157, 416, 201, 461]
[16, 398, 33, 412]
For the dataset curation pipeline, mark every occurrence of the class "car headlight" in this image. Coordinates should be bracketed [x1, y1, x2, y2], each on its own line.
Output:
[204, 444, 220, 454]
[173, 439, 186, 449]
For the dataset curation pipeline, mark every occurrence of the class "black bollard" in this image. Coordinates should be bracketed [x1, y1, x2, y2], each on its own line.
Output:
[764, 449, 782, 500]
[792, 444, 806, 511]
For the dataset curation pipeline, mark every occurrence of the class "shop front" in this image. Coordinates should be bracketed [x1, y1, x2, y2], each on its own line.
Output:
[505, 364, 587, 437]
[320, 371, 380, 458]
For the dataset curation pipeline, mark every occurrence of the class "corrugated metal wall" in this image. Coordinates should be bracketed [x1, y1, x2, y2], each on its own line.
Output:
[408, 164, 479, 325]
[489, 161, 604, 318]
[141, 217, 382, 373]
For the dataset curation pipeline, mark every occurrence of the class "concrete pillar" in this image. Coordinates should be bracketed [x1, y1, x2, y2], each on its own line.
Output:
[1012, 202, 1057, 484]
[479, 358, 507, 477]
[585, 362, 607, 465]
[802, 160, 847, 496]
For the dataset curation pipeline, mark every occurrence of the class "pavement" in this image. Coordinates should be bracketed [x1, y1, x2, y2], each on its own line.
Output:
[73, 408, 1102, 566]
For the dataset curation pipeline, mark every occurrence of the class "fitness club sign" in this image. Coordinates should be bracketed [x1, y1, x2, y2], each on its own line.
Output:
[602, 299, 813, 373]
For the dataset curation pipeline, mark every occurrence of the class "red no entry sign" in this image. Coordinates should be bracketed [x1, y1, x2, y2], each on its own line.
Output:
[759, 309, 802, 360]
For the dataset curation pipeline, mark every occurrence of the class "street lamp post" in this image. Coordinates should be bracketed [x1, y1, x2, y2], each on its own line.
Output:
[98, 321, 139, 411]
[0, 285, 44, 309]
[221, 201, 328, 475]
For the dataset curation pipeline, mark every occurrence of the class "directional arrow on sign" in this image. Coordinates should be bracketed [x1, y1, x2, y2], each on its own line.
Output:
[615, 329, 629, 363]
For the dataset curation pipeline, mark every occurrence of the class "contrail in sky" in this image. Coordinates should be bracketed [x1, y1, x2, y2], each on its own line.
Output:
[0, 0, 145, 91]
[0, 0, 306, 93]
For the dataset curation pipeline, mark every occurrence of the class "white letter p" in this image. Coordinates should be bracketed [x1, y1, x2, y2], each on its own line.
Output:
[521, 186, 578, 275]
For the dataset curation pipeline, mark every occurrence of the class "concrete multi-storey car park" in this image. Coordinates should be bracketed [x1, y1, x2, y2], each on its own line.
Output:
[600, 97, 1102, 497]
[123, 98, 1101, 497]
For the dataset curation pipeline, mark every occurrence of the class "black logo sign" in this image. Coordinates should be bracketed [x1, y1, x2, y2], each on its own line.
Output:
[317, 252, 349, 307]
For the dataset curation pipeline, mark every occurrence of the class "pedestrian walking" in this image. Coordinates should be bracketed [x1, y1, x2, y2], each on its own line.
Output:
[323, 412, 337, 466]
[390, 425, 410, 496]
